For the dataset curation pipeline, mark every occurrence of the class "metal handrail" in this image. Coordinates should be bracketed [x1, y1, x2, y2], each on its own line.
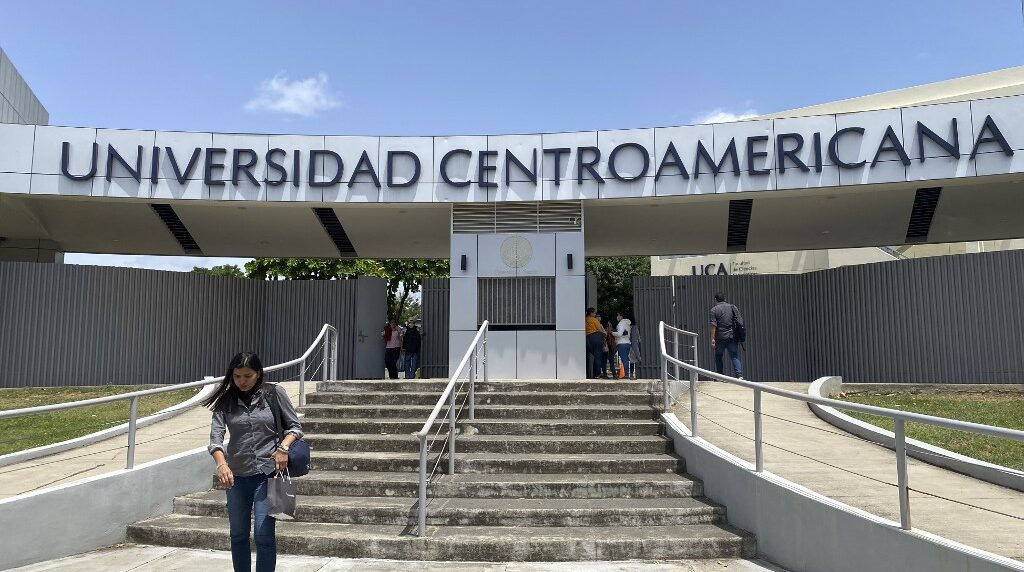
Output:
[0, 323, 339, 469]
[414, 320, 489, 536]
[657, 320, 1024, 531]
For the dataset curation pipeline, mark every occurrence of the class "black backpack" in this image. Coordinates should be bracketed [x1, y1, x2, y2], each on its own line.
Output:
[731, 305, 747, 344]
[403, 327, 422, 353]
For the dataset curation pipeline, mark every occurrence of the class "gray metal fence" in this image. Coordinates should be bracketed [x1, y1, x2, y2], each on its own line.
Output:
[420, 277, 450, 379]
[635, 250, 1024, 384]
[0, 262, 383, 388]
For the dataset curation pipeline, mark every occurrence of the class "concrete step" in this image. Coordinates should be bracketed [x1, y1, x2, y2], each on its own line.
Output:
[312, 452, 683, 474]
[300, 418, 663, 436]
[175, 491, 725, 527]
[303, 390, 655, 409]
[305, 391, 463, 406]
[127, 515, 755, 560]
[474, 392, 657, 406]
[304, 434, 672, 454]
[317, 380, 662, 394]
[461, 419, 664, 436]
[300, 404, 658, 421]
[289, 471, 704, 499]
[305, 391, 657, 407]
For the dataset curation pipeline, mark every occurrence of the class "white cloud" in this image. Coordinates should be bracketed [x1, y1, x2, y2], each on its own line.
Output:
[693, 108, 759, 124]
[64, 254, 252, 273]
[244, 72, 340, 117]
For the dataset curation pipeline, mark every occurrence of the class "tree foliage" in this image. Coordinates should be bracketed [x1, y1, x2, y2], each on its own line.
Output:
[192, 264, 245, 278]
[584, 256, 650, 322]
[243, 258, 449, 320]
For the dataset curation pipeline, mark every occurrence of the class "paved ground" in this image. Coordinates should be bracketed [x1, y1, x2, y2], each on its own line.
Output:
[673, 382, 1024, 562]
[11, 545, 786, 572]
[0, 381, 308, 499]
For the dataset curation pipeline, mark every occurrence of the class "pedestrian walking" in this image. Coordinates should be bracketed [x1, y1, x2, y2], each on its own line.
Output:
[381, 317, 404, 379]
[613, 313, 632, 380]
[205, 352, 302, 572]
[585, 307, 606, 379]
[628, 320, 642, 380]
[604, 319, 617, 378]
[709, 293, 744, 379]
[402, 321, 422, 379]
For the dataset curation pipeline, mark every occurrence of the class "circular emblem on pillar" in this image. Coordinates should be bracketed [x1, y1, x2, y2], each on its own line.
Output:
[500, 235, 533, 269]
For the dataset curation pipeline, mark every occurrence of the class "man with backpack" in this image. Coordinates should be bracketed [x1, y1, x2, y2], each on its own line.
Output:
[709, 293, 745, 379]
[402, 321, 422, 379]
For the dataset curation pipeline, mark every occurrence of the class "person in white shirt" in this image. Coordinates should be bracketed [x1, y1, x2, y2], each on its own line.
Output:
[612, 313, 632, 380]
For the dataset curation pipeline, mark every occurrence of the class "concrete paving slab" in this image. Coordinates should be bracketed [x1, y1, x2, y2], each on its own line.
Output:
[9, 545, 178, 571]
[674, 382, 1024, 561]
[10, 544, 788, 571]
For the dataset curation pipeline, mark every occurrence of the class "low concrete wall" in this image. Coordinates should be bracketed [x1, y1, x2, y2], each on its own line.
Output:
[0, 446, 211, 570]
[662, 412, 1023, 572]
[808, 377, 1024, 492]
[0, 382, 217, 469]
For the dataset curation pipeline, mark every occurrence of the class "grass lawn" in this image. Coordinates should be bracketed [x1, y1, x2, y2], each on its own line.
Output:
[838, 391, 1024, 471]
[0, 385, 200, 456]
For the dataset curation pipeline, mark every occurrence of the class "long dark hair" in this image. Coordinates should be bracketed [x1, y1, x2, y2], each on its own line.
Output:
[202, 352, 265, 411]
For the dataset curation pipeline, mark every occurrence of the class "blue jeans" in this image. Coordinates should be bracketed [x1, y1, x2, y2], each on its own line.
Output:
[226, 473, 276, 572]
[616, 344, 631, 378]
[404, 352, 419, 378]
[714, 338, 742, 377]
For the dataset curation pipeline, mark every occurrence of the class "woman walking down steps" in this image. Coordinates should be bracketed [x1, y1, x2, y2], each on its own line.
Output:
[205, 352, 303, 572]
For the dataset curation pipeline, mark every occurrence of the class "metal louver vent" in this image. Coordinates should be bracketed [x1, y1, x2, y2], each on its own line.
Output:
[726, 199, 754, 252]
[151, 204, 202, 255]
[539, 201, 584, 232]
[453, 201, 582, 234]
[313, 208, 357, 257]
[478, 277, 556, 326]
[905, 187, 942, 243]
[453, 204, 499, 234]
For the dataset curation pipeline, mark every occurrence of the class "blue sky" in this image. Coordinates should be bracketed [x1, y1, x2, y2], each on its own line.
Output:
[3, 0, 1023, 270]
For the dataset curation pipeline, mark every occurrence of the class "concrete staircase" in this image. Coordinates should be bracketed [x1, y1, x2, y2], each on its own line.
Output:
[128, 380, 755, 561]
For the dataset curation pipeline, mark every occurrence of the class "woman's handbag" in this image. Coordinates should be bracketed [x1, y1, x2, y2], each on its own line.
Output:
[267, 469, 297, 520]
[268, 385, 311, 477]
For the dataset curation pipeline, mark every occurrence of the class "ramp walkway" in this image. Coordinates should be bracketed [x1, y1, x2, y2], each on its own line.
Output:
[672, 382, 1024, 562]
[0, 381, 307, 500]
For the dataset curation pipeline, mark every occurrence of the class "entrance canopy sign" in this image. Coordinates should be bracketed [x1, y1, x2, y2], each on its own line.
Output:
[55, 117, 1013, 189]
[2, 95, 1022, 203]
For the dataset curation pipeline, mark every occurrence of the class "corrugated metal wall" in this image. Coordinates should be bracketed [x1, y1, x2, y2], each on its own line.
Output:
[636, 251, 1024, 384]
[420, 278, 450, 379]
[633, 276, 676, 379]
[672, 273, 809, 382]
[0, 262, 365, 388]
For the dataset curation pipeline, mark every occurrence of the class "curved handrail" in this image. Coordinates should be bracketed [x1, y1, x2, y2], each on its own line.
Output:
[657, 320, 1024, 531]
[0, 323, 339, 468]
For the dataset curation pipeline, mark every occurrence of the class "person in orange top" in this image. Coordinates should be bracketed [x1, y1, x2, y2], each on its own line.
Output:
[585, 307, 605, 379]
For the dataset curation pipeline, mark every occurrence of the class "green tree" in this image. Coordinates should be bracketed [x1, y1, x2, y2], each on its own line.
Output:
[244, 258, 365, 281]
[192, 264, 245, 278]
[401, 297, 422, 324]
[243, 258, 449, 320]
[584, 256, 650, 322]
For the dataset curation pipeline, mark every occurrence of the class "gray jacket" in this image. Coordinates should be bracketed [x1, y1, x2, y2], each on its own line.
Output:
[208, 383, 303, 477]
